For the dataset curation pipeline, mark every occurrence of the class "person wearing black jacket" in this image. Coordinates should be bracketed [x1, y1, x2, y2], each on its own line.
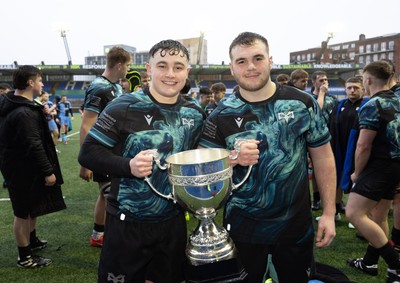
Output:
[0, 65, 66, 268]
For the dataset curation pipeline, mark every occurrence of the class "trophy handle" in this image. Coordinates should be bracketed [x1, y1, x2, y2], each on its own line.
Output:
[144, 149, 176, 202]
[230, 139, 253, 190]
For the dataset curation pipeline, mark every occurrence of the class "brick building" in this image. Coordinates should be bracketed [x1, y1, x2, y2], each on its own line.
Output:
[290, 33, 400, 77]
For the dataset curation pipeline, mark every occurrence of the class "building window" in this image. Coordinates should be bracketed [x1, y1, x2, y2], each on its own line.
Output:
[349, 52, 355, 60]
[373, 43, 379, 52]
[366, 55, 371, 64]
[380, 53, 386, 60]
[389, 41, 395, 49]
[359, 45, 364, 54]
[381, 42, 386, 51]
[342, 44, 349, 49]
[351, 43, 356, 48]
[312, 53, 316, 59]
[329, 53, 332, 59]
[359, 56, 364, 64]
[342, 53, 346, 59]
[366, 44, 371, 53]
[297, 55, 301, 61]
[307, 53, 311, 61]
[301, 54, 306, 60]
[389, 52, 394, 60]
[373, 54, 378, 61]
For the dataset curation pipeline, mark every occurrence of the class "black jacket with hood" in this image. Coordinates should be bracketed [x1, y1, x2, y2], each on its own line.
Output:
[0, 92, 66, 217]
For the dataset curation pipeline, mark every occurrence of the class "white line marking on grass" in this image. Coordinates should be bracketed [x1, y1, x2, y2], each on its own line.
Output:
[66, 131, 80, 138]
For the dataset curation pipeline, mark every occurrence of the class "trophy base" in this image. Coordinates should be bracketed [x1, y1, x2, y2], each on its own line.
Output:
[185, 257, 247, 283]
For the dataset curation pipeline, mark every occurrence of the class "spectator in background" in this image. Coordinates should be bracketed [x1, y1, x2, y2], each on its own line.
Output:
[0, 82, 12, 94]
[119, 78, 131, 93]
[0, 65, 66, 268]
[140, 71, 150, 89]
[36, 91, 60, 153]
[58, 95, 73, 144]
[275, 73, 290, 85]
[329, 77, 368, 221]
[124, 69, 142, 92]
[199, 86, 212, 109]
[288, 69, 309, 91]
[79, 46, 132, 248]
[346, 60, 400, 282]
[204, 82, 226, 116]
[310, 70, 339, 212]
[0, 83, 12, 188]
[386, 62, 400, 252]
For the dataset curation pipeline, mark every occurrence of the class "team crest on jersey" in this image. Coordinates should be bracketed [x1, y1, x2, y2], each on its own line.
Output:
[107, 273, 125, 283]
[234, 117, 243, 128]
[182, 118, 194, 128]
[144, 114, 153, 125]
[278, 111, 294, 123]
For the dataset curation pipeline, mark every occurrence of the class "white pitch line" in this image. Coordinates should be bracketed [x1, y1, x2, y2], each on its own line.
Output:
[0, 198, 10, 201]
[66, 131, 80, 138]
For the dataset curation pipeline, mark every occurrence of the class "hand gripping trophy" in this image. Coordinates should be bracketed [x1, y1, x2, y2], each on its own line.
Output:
[145, 140, 252, 283]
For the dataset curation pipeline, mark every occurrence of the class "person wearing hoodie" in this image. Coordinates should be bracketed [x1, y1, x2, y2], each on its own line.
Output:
[0, 65, 66, 268]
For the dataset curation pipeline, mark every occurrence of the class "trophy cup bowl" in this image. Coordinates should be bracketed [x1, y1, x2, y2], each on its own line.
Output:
[165, 148, 235, 265]
[145, 142, 252, 282]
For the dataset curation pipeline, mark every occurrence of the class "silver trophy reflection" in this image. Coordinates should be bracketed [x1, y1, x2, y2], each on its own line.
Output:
[145, 140, 252, 282]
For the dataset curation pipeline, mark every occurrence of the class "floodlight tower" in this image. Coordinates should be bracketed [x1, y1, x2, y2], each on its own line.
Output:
[317, 32, 334, 63]
[196, 31, 205, 65]
[60, 29, 72, 65]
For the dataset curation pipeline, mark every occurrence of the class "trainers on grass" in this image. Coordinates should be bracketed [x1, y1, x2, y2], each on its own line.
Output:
[17, 255, 52, 268]
[31, 237, 48, 251]
[90, 234, 103, 247]
[347, 258, 378, 276]
[387, 268, 400, 283]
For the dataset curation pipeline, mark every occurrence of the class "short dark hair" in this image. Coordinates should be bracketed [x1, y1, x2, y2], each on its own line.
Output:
[311, 70, 327, 81]
[13, 65, 42, 90]
[149, 39, 190, 61]
[0, 82, 12, 91]
[211, 82, 226, 93]
[276, 74, 290, 83]
[363, 60, 393, 81]
[345, 76, 363, 84]
[199, 86, 212, 95]
[290, 69, 309, 81]
[229, 32, 269, 59]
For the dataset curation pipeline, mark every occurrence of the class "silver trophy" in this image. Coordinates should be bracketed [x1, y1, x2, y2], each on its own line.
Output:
[145, 140, 252, 282]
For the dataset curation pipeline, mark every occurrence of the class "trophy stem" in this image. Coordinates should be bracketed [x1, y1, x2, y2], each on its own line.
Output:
[186, 208, 236, 266]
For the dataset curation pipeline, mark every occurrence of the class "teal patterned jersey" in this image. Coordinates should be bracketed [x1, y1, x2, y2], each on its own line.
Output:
[358, 89, 400, 160]
[199, 84, 331, 244]
[86, 89, 205, 222]
[312, 93, 339, 125]
[83, 76, 123, 114]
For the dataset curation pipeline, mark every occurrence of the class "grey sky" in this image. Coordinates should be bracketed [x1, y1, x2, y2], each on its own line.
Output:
[2, 0, 398, 65]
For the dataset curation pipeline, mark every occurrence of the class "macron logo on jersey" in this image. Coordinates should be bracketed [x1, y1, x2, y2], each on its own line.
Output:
[234, 117, 243, 128]
[278, 111, 294, 123]
[144, 115, 153, 125]
[182, 118, 194, 128]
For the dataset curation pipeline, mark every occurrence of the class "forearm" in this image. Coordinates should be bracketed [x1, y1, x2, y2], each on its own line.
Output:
[353, 146, 371, 177]
[313, 156, 336, 216]
[78, 139, 132, 178]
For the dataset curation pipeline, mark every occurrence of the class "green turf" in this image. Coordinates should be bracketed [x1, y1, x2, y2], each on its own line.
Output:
[0, 116, 391, 282]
